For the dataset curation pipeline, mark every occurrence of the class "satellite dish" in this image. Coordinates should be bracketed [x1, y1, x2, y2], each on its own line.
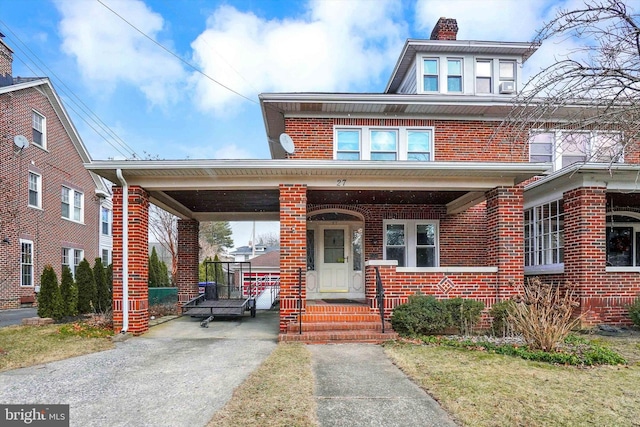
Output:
[13, 135, 29, 150]
[279, 133, 295, 155]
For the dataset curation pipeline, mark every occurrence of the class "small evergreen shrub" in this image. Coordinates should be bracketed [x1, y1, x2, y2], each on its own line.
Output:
[94, 258, 111, 313]
[59, 265, 78, 317]
[76, 259, 96, 314]
[490, 300, 515, 337]
[391, 294, 451, 336]
[628, 297, 640, 327]
[444, 298, 485, 335]
[37, 265, 63, 319]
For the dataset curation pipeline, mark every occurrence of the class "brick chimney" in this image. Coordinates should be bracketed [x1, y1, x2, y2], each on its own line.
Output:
[0, 32, 13, 87]
[430, 17, 458, 41]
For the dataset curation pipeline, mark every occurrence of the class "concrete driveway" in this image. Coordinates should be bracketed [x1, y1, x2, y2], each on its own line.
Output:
[0, 311, 279, 427]
[0, 308, 37, 328]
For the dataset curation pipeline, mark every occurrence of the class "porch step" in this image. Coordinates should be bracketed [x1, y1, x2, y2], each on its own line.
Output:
[300, 313, 382, 323]
[279, 329, 398, 344]
[287, 321, 393, 333]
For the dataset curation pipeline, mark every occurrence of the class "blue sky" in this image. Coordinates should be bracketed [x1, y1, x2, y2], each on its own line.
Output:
[0, 0, 587, 247]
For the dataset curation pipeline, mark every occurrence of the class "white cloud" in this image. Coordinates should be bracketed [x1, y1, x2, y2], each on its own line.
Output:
[189, 0, 406, 115]
[176, 142, 255, 160]
[55, 0, 185, 106]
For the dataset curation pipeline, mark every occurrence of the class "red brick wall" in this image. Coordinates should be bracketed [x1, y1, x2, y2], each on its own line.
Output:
[112, 186, 149, 335]
[177, 219, 199, 308]
[279, 184, 307, 332]
[0, 39, 11, 79]
[0, 86, 101, 309]
[284, 117, 527, 162]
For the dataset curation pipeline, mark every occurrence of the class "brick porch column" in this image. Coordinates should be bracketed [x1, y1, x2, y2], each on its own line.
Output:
[112, 185, 149, 335]
[486, 186, 524, 299]
[279, 184, 307, 332]
[177, 219, 200, 309]
[563, 186, 607, 322]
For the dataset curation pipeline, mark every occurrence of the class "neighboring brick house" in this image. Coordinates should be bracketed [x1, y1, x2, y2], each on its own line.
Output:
[88, 18, 639, 340]
[0, 36, 111, 309]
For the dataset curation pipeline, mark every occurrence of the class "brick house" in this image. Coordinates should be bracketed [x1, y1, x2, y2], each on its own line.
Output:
[87, 18, 640, 340]
[0, 36, 112, 309]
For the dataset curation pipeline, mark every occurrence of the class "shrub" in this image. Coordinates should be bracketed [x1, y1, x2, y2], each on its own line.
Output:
[76, 259, 96, 314]
[59, 265, 78, 317]
[508, 278, 583, 351]
[444, 298, 485, 335]
[94, 258, 111, 313]
[490, 300, 515, 337]
[391, 294, 451, 336]
[37, 265, 63, 319]
[628, 297, 640, 327]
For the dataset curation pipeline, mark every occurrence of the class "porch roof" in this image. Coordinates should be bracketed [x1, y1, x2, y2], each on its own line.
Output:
[86, 159, 548, 221]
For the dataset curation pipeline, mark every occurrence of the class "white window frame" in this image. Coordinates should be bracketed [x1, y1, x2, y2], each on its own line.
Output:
[28, 171, 42, 209]
[475, 59, 493, 94]
[499, 60, 516, 87]
[383, 220, 439, 268]
[446, 58, 463, 93]
[62, 247, 84, 277]
[101, 249, 111, 265]
[524, 200, 564, 273]
[20, 239, 34, 287]
[101, 207, 111, 235]
[422, 57, 439, 92]
[336, 129, 361, 160]
[32, 110, 46, 149]
[334, 126, 434, 161]
[605, 212, 640, 270]
[61, 186, 84, 223]
[529, 130, 624, 171]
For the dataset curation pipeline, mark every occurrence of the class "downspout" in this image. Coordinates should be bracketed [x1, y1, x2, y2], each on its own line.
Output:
[116, 169, 129, 333]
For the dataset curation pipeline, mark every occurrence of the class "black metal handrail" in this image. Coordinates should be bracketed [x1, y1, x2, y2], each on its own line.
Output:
[298, 267, 303, 334]
[375, 266, 385, 333]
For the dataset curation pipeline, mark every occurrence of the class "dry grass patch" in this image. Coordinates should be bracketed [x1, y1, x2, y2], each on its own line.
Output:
[385, 338, 640, 427]
[0, 324, 114, 372]
[208, 343, 318, 427]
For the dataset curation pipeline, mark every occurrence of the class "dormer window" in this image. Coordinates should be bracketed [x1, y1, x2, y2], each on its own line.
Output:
[476, 60, 492, 94]
[499, 60, 516, 93]
[423, 58, 438, 92]
[447, 59, 462, 92]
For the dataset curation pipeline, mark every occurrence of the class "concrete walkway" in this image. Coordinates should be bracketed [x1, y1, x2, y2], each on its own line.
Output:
[0, 311, 279, 427]
[309, 344, 458, 427]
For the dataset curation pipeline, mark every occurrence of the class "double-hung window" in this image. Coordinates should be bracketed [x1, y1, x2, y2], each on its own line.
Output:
[28, 172, 42, 208]
[102, 249, 111, 265]
[334, 126, 434, 161]
[529, 131, 623, 171]
[606, 214, 640, 267]
[62, 247, 84, 276]
[447, 59, 462, 92]
[384, 220, 438, 267]
[524, 200, 564, 269]
[20, 239, 34, 287]
[423, 58, 439, 92]
[476, 60, 492, 94]
[32, 111, 45, 148]
[62, 186, 84, 222]
[101, 207, 111, 235]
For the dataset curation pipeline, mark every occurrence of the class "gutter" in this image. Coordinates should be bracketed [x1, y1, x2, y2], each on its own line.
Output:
[116, 169, 129, 333]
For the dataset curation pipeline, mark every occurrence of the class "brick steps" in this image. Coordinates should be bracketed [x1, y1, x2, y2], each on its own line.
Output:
[279, 302, 398, 344]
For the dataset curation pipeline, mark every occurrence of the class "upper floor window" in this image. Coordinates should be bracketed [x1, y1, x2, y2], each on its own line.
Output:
[524, 200, 564, 269]
[32, 110, 45, 148]
[476, 60, 492, 94]
[61, 186, 84, 223]
[20, 239, 34, 287]
[28, 172, 42, 209]
[101, 207, 111, 235]
[499, 60, 516, 93]
[384, 220, 439, 267]
[447, 59, 462, 92]
[334, 126, 434, 161]
[529, 131, 623, 171]
[423, 58, 439, 92]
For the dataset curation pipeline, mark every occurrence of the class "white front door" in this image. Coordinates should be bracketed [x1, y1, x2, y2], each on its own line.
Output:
[319, 226, 350, 292]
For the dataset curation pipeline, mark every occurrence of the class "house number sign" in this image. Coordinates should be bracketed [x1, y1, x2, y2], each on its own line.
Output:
[337, 179, 347, 186]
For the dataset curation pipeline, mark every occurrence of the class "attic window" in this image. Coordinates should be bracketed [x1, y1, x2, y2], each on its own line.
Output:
[423, 58, 439, 92]
[32, 110, 45, 148]
[476, 60, 492, 94]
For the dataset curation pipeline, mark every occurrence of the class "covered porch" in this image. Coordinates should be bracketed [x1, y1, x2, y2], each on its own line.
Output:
[86, 159, 546, 337]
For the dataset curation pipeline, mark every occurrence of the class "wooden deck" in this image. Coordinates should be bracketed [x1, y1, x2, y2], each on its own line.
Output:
[183, 299, 247, 317]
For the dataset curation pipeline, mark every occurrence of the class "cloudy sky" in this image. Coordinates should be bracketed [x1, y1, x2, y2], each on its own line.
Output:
[0, 0, 600, 247]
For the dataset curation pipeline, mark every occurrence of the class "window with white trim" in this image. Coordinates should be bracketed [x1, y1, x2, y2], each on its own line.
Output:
[61, 186, 84, 222]
[524, 200, 564, 267]
[334, 126, 434, 161]
[447, 59, 462, 92]
[529, 131, 623, 171]
[384, 220, 438, 267]
[62, 247, 84, 277]
[20, 239, 34, 287]
[605, 214, 640, 267]
[476, 59, 493, 93]
[28, 172, 42, 208]
[499, 60, 516, 87]
[423, 58, 439, 92]
[102, 249, 111, 265]
[101, 207, 111, 235]
[32, 110, 45, 148]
